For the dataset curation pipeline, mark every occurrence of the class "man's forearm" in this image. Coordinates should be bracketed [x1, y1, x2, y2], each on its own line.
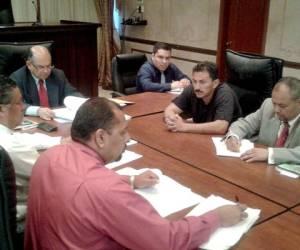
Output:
[182, 120, 229, 134]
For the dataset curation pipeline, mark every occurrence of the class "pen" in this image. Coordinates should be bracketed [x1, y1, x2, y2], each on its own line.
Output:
[220, 135, 227, 142]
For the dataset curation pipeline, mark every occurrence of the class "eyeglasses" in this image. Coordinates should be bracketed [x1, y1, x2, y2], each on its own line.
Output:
[32, 63, 54, 71]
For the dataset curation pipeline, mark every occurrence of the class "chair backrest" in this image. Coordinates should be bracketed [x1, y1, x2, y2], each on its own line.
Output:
[0, 146, 16, 250]
[0, 1, 14, 25]
[0, 41, 54, 76]
[225, 49, 284, 116]
[112, 53, 147, 95]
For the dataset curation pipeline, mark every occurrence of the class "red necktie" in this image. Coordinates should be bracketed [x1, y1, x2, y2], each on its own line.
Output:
[38, 79, 49, 107]
[275, 121, 289, 147]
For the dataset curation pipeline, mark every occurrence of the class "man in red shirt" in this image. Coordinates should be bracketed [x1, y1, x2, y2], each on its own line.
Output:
[25, 97, 247, 250]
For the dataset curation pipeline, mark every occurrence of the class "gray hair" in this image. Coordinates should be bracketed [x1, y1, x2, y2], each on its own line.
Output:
[274, 77, 300, 101]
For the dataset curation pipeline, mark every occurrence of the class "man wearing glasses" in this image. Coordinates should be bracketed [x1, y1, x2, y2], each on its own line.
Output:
[10, 45, 82, 120]
[136, 42, 191, 92]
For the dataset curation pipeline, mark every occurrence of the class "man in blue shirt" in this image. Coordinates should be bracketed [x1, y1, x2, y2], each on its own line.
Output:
[136, 42, 190, 92]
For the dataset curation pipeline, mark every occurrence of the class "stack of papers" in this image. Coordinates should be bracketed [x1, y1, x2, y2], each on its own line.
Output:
[187, 195, 260, 250]
[52, 96, 131, 123]
[105, 150, 142, 169]
[117, 167, 204, 217]
[212, 137, 254, 157]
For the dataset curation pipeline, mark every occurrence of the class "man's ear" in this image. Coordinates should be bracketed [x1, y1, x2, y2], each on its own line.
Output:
[0, 105, 7, 113]
[213, 79, 220, 89]
[26, 60, 32, 70]
[94, 128, 106, 148]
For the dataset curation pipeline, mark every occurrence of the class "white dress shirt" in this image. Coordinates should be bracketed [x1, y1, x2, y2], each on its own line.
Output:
[0, 124, 61, 222]
[25, 74, 48, 116]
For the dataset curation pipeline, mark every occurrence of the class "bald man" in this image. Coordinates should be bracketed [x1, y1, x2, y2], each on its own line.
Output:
[10, 45, 82, 120]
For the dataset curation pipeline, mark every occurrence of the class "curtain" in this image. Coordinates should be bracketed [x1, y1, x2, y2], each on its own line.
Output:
[95, 0, 120, 89]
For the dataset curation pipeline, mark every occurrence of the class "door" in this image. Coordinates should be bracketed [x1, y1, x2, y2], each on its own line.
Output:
[217, 0, 270, 81]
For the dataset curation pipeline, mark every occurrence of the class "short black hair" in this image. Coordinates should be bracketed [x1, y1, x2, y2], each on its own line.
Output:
[0, 75, 17, 105]
[71, 97, 121, 142]
[192, 61, 218, 81]
[153, 42, 172, 54]
[274, 77, 300, 101]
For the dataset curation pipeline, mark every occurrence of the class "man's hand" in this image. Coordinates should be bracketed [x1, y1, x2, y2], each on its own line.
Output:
[171, 81, 181, 89]
[165, 114, 186, 132]
[179, 78, 190, 88]
[38, 107, 54, 120]
[171, 79, 190, 89]
[214, 204, 248, 227]
[240, 148, 268, 163]
[133, 170, 159, 189]
[225, 136, 241, 152]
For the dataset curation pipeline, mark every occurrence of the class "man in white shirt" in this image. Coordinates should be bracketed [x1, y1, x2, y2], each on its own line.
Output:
[225, 77, 300, 165]
[0, 75, 61, 228]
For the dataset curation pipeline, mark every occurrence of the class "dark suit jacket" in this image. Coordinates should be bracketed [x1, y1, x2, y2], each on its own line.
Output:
[10, 66, 83, 108]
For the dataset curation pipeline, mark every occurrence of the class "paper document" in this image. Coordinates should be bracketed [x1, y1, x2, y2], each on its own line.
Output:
[127, 139, 138, 146]
[109, 98, 134, 106]
[105, 150, 142, 169]
[212, 137, 254, 157]
[187, 195, 260, 250]
[117, 167, 204, 217]
[53, 107, 76, 122]
[53, 96, 88, 122]
[53, 96, 131, 122]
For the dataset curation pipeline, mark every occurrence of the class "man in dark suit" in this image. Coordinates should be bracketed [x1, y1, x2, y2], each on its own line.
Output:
[10, 45, 82, 120]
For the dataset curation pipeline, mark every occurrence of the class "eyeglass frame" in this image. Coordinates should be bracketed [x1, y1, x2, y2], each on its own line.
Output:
[31, 62, 55, 71]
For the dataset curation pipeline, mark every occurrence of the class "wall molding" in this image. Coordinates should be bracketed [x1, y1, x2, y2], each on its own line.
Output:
[121, 36, 216, 56]
[131, 48, 201, 64]
[122, 36, 300, 70]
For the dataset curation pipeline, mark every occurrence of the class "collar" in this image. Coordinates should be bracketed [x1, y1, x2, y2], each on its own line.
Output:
[0, 123, 13, 135]
[31, 73, 46, 89]
[287, 113, 300, 128]
[71, 141, 106, 166]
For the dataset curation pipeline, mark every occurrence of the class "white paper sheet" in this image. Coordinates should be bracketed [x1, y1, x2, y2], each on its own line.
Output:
[105, 150, 142, 169]
[52, 96, 132, 123]
[108, 98, 134, 106]
[117, 167, 204, 217]
[127, 139, 137, 146]
[187, 195, 260, 250]
[212, 137, 254, 157]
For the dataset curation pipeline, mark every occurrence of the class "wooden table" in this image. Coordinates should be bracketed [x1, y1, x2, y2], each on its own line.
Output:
[291, 205, 300, 215]
[119, 92, 175, 118]
[234, 212, 300, 250]
[23, 91, 300, 249]
[123, 143, 284, 224]
[128, 113, 300, 208]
